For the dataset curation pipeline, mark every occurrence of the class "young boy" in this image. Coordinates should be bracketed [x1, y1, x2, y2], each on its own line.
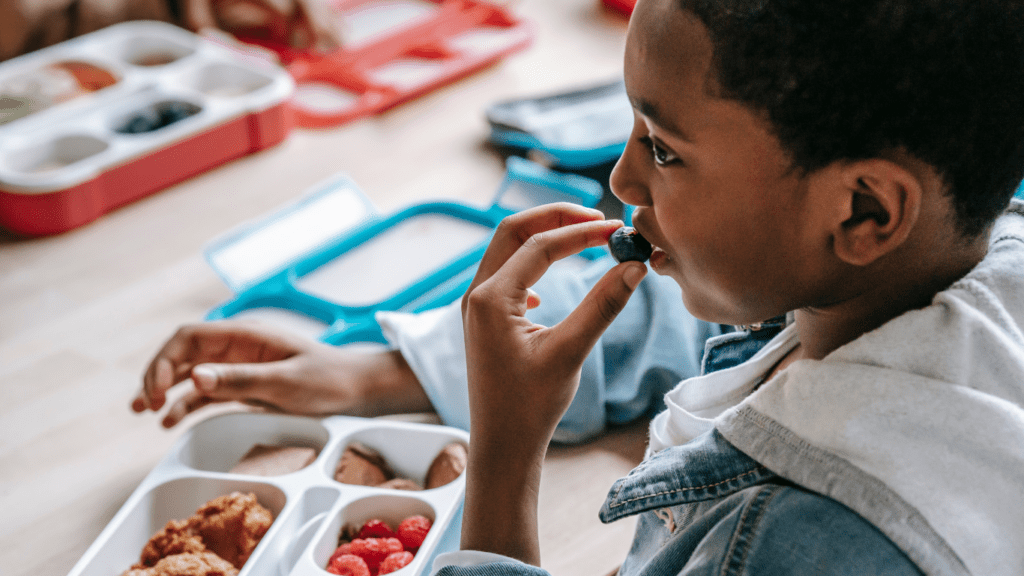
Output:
[446, 0, 1024, 575]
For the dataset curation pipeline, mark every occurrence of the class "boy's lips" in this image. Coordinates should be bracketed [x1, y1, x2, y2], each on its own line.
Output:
[630, 220, 661, 253]
[630, 221, 668, 268]
[630, 217, 671, 268]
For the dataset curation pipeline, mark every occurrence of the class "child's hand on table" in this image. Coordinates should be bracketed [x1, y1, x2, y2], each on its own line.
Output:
[181, 0, 342, 50]
[132, 320, 431, 428]
[459, 203, 647, 564]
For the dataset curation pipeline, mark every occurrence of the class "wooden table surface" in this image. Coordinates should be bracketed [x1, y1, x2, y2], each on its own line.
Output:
[0, 2, 648, 575]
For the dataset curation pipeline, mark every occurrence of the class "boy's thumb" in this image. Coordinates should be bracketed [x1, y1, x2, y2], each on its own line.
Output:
[556, 262, 647, 360]
[191, 365, 218, 393]
[621, 262, 646, 292]
[192, 363, 270, 394]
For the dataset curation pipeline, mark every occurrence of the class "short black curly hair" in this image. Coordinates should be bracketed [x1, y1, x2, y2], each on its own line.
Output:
[682, 0, 1024, 237]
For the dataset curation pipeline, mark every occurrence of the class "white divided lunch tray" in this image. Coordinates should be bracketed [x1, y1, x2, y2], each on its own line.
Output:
[66, 413, 469, 576]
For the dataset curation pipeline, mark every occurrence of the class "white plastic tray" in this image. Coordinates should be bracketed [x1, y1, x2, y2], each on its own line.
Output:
[66, 413, 469, 576]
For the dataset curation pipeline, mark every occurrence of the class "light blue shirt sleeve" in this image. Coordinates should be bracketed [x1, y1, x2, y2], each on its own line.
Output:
[377, 253, 722, 443]
[431, 551, 550, 576]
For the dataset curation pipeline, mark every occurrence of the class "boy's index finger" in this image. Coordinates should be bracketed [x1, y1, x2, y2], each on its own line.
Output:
[141, 332, 195, 409]
[465, 203, 608, 303]
[141, 323, 220, 406]
[491, 219, 624, 294]
[479, 203, 607, 275]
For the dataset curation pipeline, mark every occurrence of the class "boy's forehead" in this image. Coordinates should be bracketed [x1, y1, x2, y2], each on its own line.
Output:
[625, 0, 717, 116]
[625, 1, 787, 152]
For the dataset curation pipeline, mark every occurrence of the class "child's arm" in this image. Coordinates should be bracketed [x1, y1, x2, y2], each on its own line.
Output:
[133, 257, 710, 434]
[459, 203, 646, 563]
[132, 321, 431, 427]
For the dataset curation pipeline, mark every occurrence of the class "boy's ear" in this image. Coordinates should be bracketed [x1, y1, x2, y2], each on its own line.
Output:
[827, 159, 923, 267]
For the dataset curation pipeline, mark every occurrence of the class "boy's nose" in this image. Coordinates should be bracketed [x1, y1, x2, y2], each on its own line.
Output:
[609, 140, 652, 208]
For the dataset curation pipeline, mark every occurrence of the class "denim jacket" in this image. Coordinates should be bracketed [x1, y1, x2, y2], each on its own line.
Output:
[599, 324, 919, 576]
[433, 323, 922, 576]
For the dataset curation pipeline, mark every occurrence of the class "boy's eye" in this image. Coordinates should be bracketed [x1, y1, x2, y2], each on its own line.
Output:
[638, 135, 677, 166]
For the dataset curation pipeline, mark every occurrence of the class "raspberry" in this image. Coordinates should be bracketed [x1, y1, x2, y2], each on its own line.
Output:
[349, 537, 404, 573]
[357, 519, 396, 540]
[379, 551, 415, 574]
[397, 515, 432, 551]
[328, 542, 354, 565]
[327, 553, 370, 576]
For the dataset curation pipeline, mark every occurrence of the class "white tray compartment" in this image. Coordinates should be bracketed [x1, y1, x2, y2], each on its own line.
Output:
[325, 419, 469, 488]
[185, 61, 277, 98]
[303, 493, 439, 576]
[176, 413, 331, 474]
[112, 29, 198, 68]
[73, 476, 287, 576]
[3, 133, 109, 174]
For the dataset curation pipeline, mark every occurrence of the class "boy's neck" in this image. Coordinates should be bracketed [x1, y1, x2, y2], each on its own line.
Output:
[791, 234, 989, 362]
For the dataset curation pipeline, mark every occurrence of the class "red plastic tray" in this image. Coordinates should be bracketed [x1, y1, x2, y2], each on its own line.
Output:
[233, 0, 534, 128]
[0, 105, 291, 237]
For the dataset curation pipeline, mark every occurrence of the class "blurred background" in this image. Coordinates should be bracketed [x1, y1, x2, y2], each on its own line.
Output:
[0, 2, 645, 576]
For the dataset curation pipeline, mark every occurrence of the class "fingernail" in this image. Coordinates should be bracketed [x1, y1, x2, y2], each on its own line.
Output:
[192, 365, 217, 392]
[623, 263, 646, 290]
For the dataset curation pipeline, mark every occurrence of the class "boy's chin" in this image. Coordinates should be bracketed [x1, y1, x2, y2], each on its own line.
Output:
[679, 291, 771, 328]
[679, 293, 727, 325]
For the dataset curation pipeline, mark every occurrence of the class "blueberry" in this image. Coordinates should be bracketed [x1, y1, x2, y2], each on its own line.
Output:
[117, 108, 161, 134]
[608, 226, 653, 263]
[157, 101, 197, 127]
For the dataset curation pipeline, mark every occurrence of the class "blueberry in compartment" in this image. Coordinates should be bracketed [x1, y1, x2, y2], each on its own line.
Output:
[159, 100, 199, 125]
[116, 100, 200, 134]
[118, 107, 161, 134]
[608, 226, 652, 263]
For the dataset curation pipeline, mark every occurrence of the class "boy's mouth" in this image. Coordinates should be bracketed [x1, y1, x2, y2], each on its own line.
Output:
[631, 221, 668, 269]
[630, 221, 659, 252]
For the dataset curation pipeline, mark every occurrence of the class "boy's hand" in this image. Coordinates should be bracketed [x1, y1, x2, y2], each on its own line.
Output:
[133, 321, 429, 427]
[459, 203, 647, 563]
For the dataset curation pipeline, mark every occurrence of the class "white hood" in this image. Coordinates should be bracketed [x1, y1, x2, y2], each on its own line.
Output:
[718, 201, 1024, 576]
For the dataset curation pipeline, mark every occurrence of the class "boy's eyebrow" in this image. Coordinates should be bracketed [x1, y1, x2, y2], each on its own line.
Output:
[632, 96, 694, 142]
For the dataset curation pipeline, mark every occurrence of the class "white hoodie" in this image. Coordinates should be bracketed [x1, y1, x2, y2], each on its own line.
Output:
[651, 200, 1024, 576]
